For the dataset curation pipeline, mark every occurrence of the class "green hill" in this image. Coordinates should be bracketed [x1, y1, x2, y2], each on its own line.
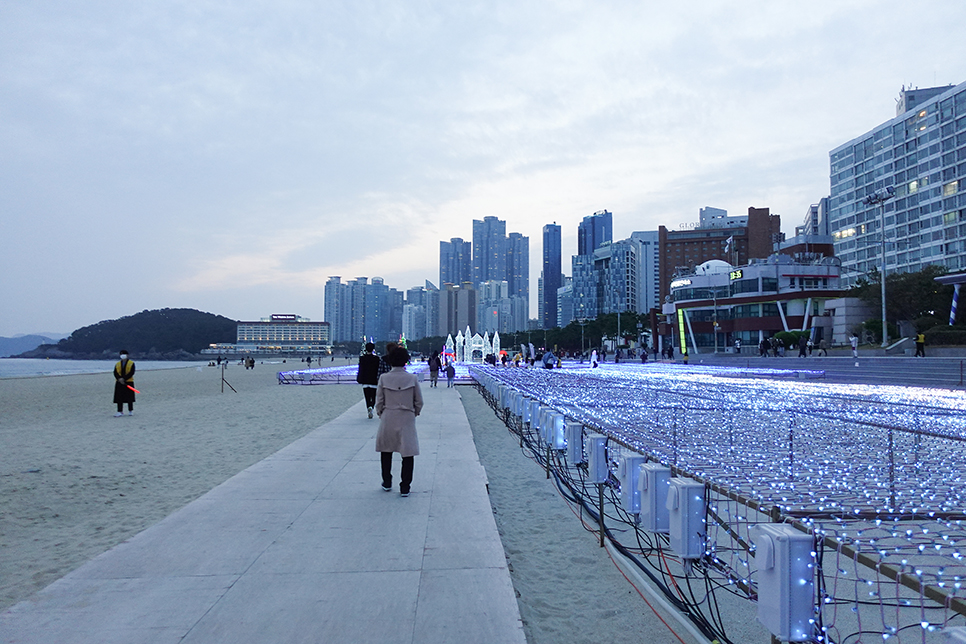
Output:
[19, 309, 238, 359]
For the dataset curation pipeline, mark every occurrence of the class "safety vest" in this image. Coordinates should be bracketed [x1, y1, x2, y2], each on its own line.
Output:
[115, 360, 134, 378]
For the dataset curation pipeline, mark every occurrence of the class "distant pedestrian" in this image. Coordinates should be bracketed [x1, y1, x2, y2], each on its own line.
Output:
[379, 342, 398, 378]
[915, 332, 926, 357]
[444, 362, 456, 387]
[356, 343, 380, 419]
[376, 347, 423, 497]
[542, 350, 556, 369]
[428, 352, 441, 388]
[850, 334, 859, 358]
[113, 350, 136, 417]
[819, 339, 828, 356]
[591, 349, 599, 368]
[798, 335, 808, 358]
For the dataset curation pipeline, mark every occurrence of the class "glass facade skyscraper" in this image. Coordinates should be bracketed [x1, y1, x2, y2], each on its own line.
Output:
[542, 223, 561, 329]
[472, 216, 507, 284]
[439, 237, 472, 286]
[577, 210, 613, 256]
[829, 82, 966, 281]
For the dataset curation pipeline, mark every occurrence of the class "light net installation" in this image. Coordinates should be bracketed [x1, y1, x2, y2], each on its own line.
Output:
[472, 363, 966, 643]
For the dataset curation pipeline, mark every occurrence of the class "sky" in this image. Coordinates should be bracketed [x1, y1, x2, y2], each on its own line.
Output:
[3, 0, 966, 337]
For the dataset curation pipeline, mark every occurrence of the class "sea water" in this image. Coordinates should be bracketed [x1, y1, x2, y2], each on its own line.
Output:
[0, 358, 209, 379]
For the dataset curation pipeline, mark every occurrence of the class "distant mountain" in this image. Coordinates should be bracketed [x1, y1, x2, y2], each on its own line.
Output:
[16, 308, 238, 360]
[0, 335, 59, 358]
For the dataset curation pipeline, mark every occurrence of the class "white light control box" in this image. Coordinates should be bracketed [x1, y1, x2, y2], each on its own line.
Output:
[618, 455, 647, 514]
[566, 422, 584, 464]
[585, 433, 608, 483]
[667, 478, 705, 559]
[639, 463, 671, 533]
[750, 524, 815, 643]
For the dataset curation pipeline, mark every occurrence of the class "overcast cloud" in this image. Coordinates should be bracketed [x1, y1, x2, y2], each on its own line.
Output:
[2, 0, 966, 336]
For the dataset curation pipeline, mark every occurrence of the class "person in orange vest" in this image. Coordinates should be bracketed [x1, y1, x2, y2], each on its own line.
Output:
[113, 350, 136, 417]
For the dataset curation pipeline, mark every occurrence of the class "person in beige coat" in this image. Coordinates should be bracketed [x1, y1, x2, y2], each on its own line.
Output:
[375, 347, 423, 496]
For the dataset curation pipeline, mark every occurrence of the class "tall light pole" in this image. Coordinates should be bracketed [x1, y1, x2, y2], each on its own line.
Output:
[863, 187, 895, 348]
[617, 309, 621, 349]
[578, 318, 588, 354]
[712, 287, 718, 354]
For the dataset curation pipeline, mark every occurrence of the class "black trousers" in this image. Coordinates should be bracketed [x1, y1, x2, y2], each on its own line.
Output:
[381, 452, 414, 493]
[363, 386, 376, 408]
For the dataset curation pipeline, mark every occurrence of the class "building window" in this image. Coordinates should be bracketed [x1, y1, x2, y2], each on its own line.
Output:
[945, 180, 960, 196]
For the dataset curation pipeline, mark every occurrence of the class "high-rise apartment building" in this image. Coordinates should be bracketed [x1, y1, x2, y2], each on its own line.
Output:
[439, 238, 472, 286]
[829, 82, 966, 280]
[556, 277, 573, 328]
[542, 223, 561, 329]
[630, 230, 661, 314]
[472, 217, 507, 284]
[798, 198, 830, 237]
[439, 282, 478, 336]
[324, 276, 347, 342]
[324, 276, 404, 344]
[506, 232, 529, 303]
[424, 281, 440, 338]
[577, 210, 613, 255]
[572, 239, 640, 321]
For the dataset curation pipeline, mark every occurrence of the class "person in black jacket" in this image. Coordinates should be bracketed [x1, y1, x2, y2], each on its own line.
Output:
[356, 343, 381, 419]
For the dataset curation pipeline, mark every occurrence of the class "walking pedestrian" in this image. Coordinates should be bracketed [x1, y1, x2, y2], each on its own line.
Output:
[849, 334, 859, 358]
[428, 351, 441, 387]
[376, 347, 423, 497]
[356, 343, 380, 418]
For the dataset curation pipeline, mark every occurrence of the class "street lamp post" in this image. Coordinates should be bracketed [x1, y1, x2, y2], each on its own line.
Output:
[578, 318, 588, 354]
[863, 187, 895, 348]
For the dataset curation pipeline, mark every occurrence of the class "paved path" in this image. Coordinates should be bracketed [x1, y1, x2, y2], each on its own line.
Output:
[0, 386, 525, 644]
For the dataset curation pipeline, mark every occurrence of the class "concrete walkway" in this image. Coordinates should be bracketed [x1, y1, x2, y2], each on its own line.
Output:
[0, 386, 526, 644]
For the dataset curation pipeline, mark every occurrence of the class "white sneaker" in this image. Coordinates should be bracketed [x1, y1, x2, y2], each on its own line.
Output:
[368, 407, 373, 419]
[114, 412, 123, 417]
[127, 410, 134, 416]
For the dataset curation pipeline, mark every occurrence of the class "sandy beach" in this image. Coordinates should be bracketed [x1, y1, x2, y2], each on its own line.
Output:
[0, 361, 360, 610]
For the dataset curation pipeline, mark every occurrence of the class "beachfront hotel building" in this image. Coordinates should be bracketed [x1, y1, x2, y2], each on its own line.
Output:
[234, 314, 330, 353]
[829, 81, 966, 282]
